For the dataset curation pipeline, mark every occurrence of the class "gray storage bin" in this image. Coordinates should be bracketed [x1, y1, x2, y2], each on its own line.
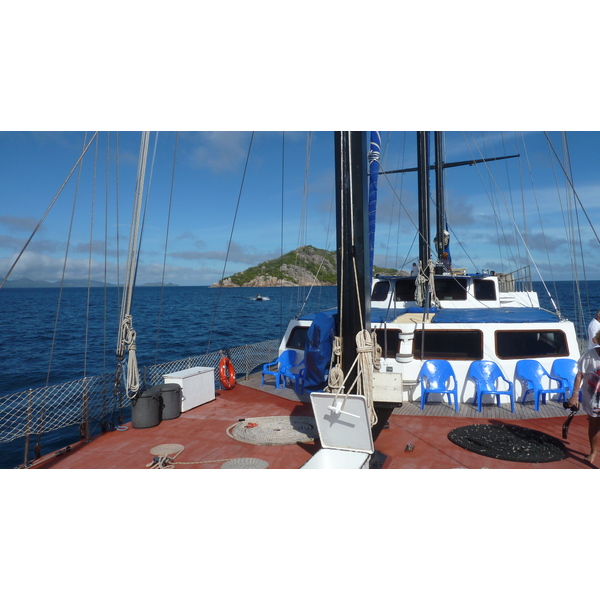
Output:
[131, 386, 162, 429]
[160, 383, 182, 420]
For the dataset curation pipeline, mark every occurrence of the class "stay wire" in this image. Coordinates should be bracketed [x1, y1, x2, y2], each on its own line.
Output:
[83, 134, 99, 379]
[40, 132, 90, 452]
[544, 131, 600, 245]
[46, 132, 90, 387]
[279, 132, 285, 340]
[0, 132, 99, 289]
[207, 132, 255, 354]
[154, 133, 179, 364]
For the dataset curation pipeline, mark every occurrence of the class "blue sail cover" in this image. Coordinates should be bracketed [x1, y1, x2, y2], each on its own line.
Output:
[368, 132, 381, 279]
[303, 311, 336, 392]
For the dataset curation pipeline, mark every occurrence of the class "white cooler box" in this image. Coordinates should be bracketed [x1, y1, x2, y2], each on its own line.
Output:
[301, 393, 374, 469]
[163, 367, 215, 412]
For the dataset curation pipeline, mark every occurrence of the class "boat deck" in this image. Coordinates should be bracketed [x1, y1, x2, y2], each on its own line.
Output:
[31, 372, 595, 469]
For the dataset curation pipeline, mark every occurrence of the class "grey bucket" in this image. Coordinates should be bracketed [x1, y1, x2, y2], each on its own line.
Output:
[131, 386, 162, 429]
[160, 383, 182, 420]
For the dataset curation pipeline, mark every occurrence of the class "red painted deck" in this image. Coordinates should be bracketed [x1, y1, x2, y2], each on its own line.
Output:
[32, 375, 596, 469]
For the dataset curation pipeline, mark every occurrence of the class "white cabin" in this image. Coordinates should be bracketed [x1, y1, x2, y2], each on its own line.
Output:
[279, 271, 579, 407]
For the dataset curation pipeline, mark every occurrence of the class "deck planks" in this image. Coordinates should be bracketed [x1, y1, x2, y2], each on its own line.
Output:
[240, 372, 570, 420]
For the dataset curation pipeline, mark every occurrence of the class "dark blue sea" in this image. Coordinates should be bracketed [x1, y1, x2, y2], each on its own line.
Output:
[0, 285, 337, 468]
[1, 281, 599, 468]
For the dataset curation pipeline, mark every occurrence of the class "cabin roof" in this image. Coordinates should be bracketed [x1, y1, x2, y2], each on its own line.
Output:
[431, 307, 560, 324]
[301, 306, 561, 324]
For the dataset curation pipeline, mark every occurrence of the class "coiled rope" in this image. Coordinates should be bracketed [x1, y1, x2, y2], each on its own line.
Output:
[326, 330, 381, 427]
[414, 258, 439, 307]
[146, 444, 270, 469]
[226, 416, 318, 445]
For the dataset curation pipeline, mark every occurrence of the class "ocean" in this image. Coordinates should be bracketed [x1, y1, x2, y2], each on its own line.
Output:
[1, 280, 599, 468]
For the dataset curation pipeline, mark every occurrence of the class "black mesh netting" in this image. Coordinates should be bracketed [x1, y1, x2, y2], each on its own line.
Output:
[447, 424, 568, 463]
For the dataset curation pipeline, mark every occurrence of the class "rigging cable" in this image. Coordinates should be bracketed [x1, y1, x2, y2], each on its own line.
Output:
[461, 132, 524, 273]
[462, 133, 560, 313]
[102, 132, 110, 425]
[519, 133, 559, 284]
[544, 132, 600, 246]
[466, 135, 560, 316]
[561, 132, 588, 334]
[290, 132, 313, 316]
[279, 132, 285, 340]
[0, 132, 99, 289]
[84, 133, 99, 380]
[154, 133, 179, 364]
[46, 133, 90, 386]
[112, 132, 125, 424]
[207, 132, 255, 354]
[39, 132, 92, 455]
[549, 133, 590, 333]
[547, 131, 597, 304]
[80, 133, 99, 441]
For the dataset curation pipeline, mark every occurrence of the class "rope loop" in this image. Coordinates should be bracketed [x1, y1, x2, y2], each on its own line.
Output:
[119, 314, 139, 399]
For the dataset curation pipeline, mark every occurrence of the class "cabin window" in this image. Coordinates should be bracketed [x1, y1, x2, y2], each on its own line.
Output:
[434, 277, 468, 300]
[371, 281, 390, 301]
[495, 330, 568, 359]
[395, 279, 416, 301]
[474, 279, 497, 301]
[413, 329, 483, 360]
[373, 328, 401, 359]
[286, 326, 308, 350]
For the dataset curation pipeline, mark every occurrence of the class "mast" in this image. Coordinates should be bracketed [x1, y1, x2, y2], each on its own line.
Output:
[368, 131, 381, 281]
[334, 131, 370, 381]
[417, 131, 431, 276]
[434, 131, 445, 261]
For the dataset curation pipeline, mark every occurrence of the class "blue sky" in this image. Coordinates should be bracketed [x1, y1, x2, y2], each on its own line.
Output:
[2, 4, 600, 286]
[0, 131, 599, 285]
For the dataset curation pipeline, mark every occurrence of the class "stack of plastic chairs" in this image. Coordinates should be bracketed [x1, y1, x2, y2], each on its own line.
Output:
[261, 349, 305, 393]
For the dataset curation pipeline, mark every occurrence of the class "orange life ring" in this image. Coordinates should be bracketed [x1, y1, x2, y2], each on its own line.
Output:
[219, 357, 236, 390]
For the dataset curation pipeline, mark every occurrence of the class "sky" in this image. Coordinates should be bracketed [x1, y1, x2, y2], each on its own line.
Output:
[2, 4, 600, 287]
[0, 130, 599, 286]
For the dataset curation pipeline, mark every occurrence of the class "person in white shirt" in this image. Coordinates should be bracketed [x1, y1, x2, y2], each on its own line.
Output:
[588, 310, 600, 349]
[569, 330, 600, 464]
[410, 263, 418, 277]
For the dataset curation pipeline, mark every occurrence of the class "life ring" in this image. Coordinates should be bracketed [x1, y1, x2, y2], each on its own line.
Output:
[219, 357, 236, 390]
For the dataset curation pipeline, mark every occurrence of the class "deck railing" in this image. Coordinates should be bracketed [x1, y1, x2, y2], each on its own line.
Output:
[497, 266, 533, 293]
[0, 339, 281, 455]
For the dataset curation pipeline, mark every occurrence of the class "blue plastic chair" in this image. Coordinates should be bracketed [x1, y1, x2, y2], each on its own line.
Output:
[281, 365, 306, 394]
[418, 360, 459, 412]
[550, 358, 579, 399]
[261, 350, 302, 390]
[467, 360, 514, 413]
[515, 359, 568, 410]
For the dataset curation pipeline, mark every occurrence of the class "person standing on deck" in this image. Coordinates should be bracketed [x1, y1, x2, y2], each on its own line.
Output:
[410, 263, 418, 277]
[441, 252, 451, 273]
[569, 330, 600, 464]
[588, 310, 600, 349]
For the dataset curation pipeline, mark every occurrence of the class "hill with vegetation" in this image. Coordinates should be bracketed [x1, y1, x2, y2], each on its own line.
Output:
[216, 245, 335, 287]
[214, 245, 406, 287]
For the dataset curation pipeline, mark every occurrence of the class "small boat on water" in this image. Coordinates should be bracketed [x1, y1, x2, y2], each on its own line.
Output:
[0, 131, 597, 470]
